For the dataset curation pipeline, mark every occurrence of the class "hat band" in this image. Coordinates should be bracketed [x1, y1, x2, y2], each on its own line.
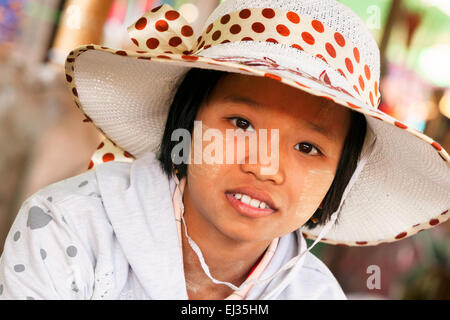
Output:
[127, 4, 379, 108]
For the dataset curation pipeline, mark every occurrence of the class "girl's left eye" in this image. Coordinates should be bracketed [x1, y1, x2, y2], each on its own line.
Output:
[228, 117, 256, 132]
[294, 142, 322, 156]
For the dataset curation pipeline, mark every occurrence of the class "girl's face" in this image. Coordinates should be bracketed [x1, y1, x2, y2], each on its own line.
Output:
[183, 73, 351, 242]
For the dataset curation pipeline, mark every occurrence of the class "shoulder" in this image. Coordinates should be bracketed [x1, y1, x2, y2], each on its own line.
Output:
[299, 251, 347, 299]
[302, 251, 339, 281]
[20, 161, 136, 261]
[31, 160, 132, 207]
[279, 251, 347, 300]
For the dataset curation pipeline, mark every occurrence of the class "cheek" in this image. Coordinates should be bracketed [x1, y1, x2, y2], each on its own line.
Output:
[290, 168, 335, 220]
[187, 122, 224, 180]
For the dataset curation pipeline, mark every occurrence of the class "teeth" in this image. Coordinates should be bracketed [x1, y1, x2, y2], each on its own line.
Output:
[249, 199, 260, 208]
[241, 195, 251, 205]
[233, 193, 270, 210]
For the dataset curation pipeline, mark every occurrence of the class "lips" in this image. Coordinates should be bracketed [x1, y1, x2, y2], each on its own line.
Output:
[225, 187, 278, 211]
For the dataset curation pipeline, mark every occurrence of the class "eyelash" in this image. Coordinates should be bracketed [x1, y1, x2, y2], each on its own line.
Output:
[226, 116, 323, 156]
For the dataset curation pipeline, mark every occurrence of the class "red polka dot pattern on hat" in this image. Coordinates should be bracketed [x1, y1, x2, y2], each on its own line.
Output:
[146, 38, 159, 49]
[87, 139, 135, 171]
[286, 11, 300, 24]
[345, 58, 354, 74]
[316, 54, 327, 63]
[181, 55, 198, 61]
[151, 5, 162, 12]
[221, 14, 231, 24]
[262, 8, 275, 19]
[347, 101, 361, 109]
[264, 73, 282, 81]
[334, 32, 346, 47]
[239, 9, 251, 19]
[301, 207, 449, 246]
[311, 20, 324, 33]
[169, 36, 182, 47]
[155, 19, 169, 32]
[128, 4, 197, 56]
[294, 81, 310, 89]
[353, 47, 360, 63]
[394, 121, 408, 129]
[102, 153, 115, 162]
[230, 24, 241, 34]
[165, 10, 180, 21]
[128, 6, 380, 109]
[276, 24, 290, 37]
[301, 32, 315, 45]
[135, 17, 147, 30]
[365, 65, 371, 80]
[181, 25, 193, 37]
[358, 75, 365, 91]
[395, 232, 407, 239]
[124, 151, 133, 158]
[325, 42, 336, 58]
[212, 30, 221, 41]
[431, 141, 442, 151]
[429, 219, 439, 226]
[252, 22, 265, 33]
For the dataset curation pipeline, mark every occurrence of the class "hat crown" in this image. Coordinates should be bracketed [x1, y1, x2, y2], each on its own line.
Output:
[203, 0, 380, 83]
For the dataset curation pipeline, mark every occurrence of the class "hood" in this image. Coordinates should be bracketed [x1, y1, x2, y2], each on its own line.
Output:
[96, 151, 188, 299]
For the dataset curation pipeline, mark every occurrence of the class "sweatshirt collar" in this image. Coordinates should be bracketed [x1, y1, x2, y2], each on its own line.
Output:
[96, 151, 188, 299]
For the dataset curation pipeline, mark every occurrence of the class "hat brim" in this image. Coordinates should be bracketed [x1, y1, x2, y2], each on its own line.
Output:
[65, 44, 450, 246]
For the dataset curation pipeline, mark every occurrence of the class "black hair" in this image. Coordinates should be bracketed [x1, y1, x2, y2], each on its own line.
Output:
[158, 68, 367, 229]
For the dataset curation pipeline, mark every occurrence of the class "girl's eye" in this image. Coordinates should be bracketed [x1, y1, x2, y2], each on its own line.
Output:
[228, 117, 256, 132]
[294, 142, 322, 156]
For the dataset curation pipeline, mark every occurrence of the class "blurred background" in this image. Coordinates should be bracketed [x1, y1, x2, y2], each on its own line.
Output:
[0, 0, 449, 299]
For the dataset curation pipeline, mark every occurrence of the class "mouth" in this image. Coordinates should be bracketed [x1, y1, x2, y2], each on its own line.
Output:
[225, 188, 278, 218]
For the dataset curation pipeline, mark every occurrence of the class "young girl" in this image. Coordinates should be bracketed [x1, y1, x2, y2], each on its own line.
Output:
[0, 0, 448, 300]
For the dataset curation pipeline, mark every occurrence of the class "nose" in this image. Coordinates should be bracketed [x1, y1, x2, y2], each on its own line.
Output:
[240, 158, 285, 184]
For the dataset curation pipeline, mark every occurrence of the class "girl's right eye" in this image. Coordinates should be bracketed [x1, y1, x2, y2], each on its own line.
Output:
[227, 117, 256, 133]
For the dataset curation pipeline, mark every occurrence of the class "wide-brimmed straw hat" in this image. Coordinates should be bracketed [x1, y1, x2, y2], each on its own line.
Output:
[64, 0, 449, 247]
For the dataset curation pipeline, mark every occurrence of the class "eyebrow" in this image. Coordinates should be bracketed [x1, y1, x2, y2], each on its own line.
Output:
[222, 94, 336, 142]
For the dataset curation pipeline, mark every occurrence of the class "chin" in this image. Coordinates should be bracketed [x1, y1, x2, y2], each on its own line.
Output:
[214, 214, 281, 243]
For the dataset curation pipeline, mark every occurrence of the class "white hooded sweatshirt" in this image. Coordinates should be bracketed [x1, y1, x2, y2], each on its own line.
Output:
[0, 151, 346, 300]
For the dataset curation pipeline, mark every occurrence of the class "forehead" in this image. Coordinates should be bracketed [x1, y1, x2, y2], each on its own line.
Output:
[207, 72, 350, 131]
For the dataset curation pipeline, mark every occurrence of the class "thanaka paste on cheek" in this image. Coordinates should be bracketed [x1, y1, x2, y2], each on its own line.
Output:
[292, 168, 335, 221]
[188, 122, 223, 180]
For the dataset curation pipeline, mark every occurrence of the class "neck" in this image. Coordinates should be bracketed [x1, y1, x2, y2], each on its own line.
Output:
[181, 184, 271, 297]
